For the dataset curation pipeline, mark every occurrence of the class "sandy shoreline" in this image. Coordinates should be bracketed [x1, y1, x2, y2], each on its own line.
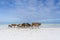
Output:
[0, 28, 60, 40]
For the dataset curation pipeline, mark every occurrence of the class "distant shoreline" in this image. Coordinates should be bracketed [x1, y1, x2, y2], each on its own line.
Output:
[0, 24, 60, 28]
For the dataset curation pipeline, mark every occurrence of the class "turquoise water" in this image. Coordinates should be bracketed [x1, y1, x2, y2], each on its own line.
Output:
[0, 24, 60, 28]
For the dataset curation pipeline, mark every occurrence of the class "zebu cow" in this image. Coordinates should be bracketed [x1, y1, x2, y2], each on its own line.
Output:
[24, 23, 31, 28]
[17, 24, 21, 27]
[8, 25, 12, 28]
[26, 23, 31, 27]
[32, 22, 41, 28]
[21, 23, 25, 28]
[21, 23, 31, 28]
[8, 24, 17, 28]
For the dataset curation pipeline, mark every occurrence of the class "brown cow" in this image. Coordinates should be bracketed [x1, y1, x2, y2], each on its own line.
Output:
[31, 22, 41, 29]
[32, 22, 41, 27]
[8, 24, 17, 28]
[11, 24, 17, 28]
[17, 24, 21, 27]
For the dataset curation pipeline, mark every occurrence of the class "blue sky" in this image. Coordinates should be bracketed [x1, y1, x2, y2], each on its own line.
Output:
[0, 0, 60, 24]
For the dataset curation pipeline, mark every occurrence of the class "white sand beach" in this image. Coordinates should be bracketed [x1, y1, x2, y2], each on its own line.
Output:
[0, 24, 60, 40]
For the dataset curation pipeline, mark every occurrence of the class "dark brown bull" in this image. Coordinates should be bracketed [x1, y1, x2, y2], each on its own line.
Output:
[25, 23, 31, 28]
[26, 23, 31, 27]
[8, 25, 12, 28]
[21, 23, 25, 27]
[21, 23, 31, 28]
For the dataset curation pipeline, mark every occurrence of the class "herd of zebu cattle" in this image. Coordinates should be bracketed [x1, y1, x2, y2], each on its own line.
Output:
[8, 22, 41, 28]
